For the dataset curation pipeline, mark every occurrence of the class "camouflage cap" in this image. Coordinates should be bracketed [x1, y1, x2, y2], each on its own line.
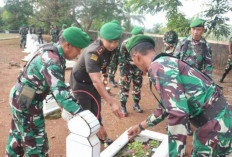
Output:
[63, 27, 90, 48]
[100, 22, 123, 40]
[126, 34, 155, 53]
[190, 18, 206, 28]
[164, 30, 178, 45]
[131, 27, 144, 35]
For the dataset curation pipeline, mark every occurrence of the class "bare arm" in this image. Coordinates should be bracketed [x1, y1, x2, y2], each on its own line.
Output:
[89, 72, 122, 118]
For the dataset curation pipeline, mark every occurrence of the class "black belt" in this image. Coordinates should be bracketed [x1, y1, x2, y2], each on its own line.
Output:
[15, 82, 46, 102]
[190, 95, 227, 128]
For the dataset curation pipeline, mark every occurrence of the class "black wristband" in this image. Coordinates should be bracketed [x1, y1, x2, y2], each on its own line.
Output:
[139, 123, 145, 131]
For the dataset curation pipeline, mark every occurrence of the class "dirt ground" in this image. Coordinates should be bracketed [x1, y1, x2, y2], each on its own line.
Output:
[0, 36, 232, 156]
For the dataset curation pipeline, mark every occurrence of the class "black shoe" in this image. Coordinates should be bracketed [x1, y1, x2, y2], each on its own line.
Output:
[99, 138, 114, 145]
[187, 128, 193, 136]
[133, 103, 143, 113]
[109, 79, 117, 88]
[121, 105, 128, 117]
[219, 78, 223, 83]
[165, 125, 168, 131]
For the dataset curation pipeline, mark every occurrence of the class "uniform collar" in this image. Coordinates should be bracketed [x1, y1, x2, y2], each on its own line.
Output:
[53, 43, 64, 58]
[188, 35, 206, 43]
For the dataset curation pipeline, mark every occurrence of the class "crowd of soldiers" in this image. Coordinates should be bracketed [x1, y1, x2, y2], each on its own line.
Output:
[7, 18, 232, 157]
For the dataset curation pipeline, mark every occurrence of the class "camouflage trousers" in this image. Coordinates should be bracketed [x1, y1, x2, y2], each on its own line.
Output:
[223, 57, 232, 76]
[192, 104, 232, 156]
[119, 66, 143, 103]
[6, 88, 49, 157]
[20, 35, 27, 48]
[37, 35, 44, 44]
[108, 52, 119, 79]
[50, 35, 58, 43]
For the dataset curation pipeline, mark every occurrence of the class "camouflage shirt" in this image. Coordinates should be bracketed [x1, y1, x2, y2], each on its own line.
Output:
[118, 39, 141, 76]
[11, 43, 81, 115]
[174, 35, 213, 78]
[146, 55, 220, 156]
[163, 30, 178, 46]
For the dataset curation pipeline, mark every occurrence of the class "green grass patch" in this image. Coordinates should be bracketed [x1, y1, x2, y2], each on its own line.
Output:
[0, 33, 20, 39]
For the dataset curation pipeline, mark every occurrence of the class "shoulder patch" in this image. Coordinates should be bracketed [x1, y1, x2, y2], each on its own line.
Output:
[96, 46, 105, 55]
[90, 53, 99, 61]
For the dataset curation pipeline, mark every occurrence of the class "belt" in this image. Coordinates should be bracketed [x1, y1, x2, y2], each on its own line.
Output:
[15, 82, 46, 102]
[190, 95, 227, 128]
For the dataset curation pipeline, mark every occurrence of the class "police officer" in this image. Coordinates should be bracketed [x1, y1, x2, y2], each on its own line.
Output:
[5, 27, 90, 156]
[119, 26, 144, 116]
[219, 36, 232, 82]
[36, 26, 44, 44]
[174, 18, 213, 78]
[163, 29, 178, 55]
[19, 24, 28, 48]
[126, 35, 232, 156]
[108, 20, 121, 88]
[69, 22, 123, 143]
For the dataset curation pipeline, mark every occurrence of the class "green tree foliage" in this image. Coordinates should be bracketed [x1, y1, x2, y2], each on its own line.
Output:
[203, 0, 232, 38]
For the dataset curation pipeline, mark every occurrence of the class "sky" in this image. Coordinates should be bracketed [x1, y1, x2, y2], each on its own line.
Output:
[0, 0, 231, 28]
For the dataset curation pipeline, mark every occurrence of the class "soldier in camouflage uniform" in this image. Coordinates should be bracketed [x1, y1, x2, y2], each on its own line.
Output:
[19, 24, 28, 48]
[219, 36, 232, 82]
[50, 25, 58, 43]
[36, 26, 44, 44]
[127, 35, 232, 156]
[163, 30, 178, 55]
[119, 27, 144, 116]
[174, 18, 213, 78]
[5, 27, 90, 156]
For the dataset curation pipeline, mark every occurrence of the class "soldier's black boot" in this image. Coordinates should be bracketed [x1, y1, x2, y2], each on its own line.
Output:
[219, 73, 226, 83]
[133, 102, 143, 113]
[109, 77, 117, 88]
[121, 102, 128, 117]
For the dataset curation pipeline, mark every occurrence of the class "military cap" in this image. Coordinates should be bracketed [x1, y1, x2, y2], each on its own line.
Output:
[63, 27, 90, 48]
[110, 20, 120, 25]
[131, 27, 144, 35]
[71, 23, 77, 27]
[126, 34, 155, 53]
[190, 18, 206, 28]
[62, 24, 67, 28]
[100, 22, 123, 40]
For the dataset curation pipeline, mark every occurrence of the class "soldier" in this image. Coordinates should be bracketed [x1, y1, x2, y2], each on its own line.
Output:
[58, 24, 68, 38]
[54, 25, 60, 42]
[219, 36, 232, 82]
[19, 24, 28, 48]
[174, 18, 213, 78]
[108, 20, 121, 88]
[174, 18, 213, 135]
[49, 25, 55, 42]
[5, 27, 90, 156]
[36, 26, 44, 44]
[126, 35, 232, 156]
[163, 29, 178, 55]
[119, 26, 144, 116]
[69, 22, 123, 144]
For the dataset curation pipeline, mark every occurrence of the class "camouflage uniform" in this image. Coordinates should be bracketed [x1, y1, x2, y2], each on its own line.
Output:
[147, 54, 232, 156]
[50, 28, 58, 43]
[219, 36, 232, 82]
[163, 30, 178, 55]
[108, 47, 119, 87]
[119, 39, 143, 114]
[19, 27, 28, 48]
[5, 43, 82, 156]
[174, 35, 213, 78]
[36, 27, 44, 44]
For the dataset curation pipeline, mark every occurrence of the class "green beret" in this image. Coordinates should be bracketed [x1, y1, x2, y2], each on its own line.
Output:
[126, 34, 155, 53]
[100, 22, 123, 40]
[63, 27, 90, 48]
[110, 20, 120, 25]
[62, 24, 67, 28]
[190, 18, 206, 28]
[131, 27, 144, 35]
[71, 23, 77, 27]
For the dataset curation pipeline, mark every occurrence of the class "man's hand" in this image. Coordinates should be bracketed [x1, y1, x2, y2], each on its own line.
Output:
[97, 125, 107, 141]
[127, 125, 141, 140]
[110, 102, 123, 118]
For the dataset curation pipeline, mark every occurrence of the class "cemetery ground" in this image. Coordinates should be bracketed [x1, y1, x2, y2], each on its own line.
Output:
[0, 35, 232, 156]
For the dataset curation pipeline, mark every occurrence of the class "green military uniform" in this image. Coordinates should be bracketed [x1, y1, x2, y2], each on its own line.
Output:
[219, 36, 232, 82]
[126, 35, 232, 156]
[19, 24, 28, 48]
[5, 27, 90, 156]
[119, 27, 144, 116]
[50, 26, 58, 43]
[163, 30, 178, 55]
[174, 18, 213, 78]
[36, 26, 44, 44]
